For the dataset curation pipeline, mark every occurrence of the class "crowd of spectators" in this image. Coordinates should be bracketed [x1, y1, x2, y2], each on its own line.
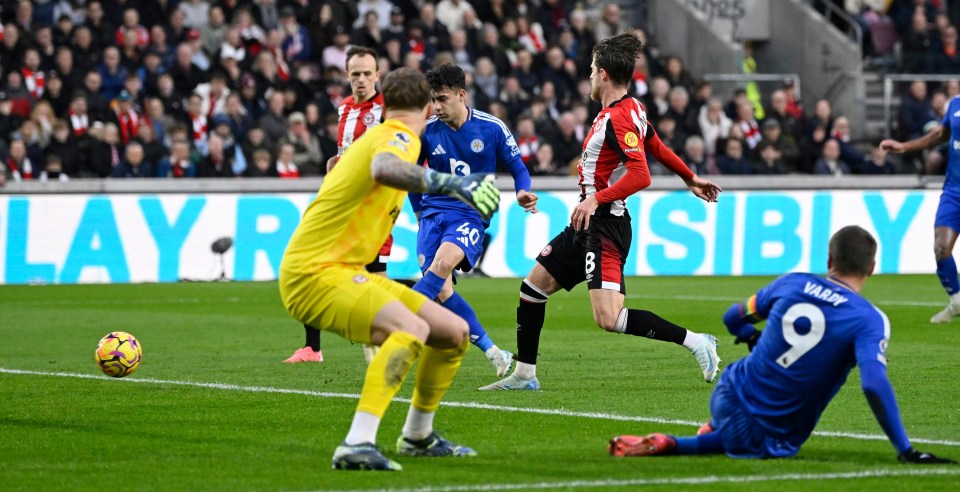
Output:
[0, 0, 947, 185]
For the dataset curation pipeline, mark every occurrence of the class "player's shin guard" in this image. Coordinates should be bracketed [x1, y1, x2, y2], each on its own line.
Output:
[356, 331, 423, 418]
[442, 292, 494, 352]
[936, 257, 960, 295]
[412, 271, 446, 301]
[410, 340, 468, 413]
[517, 279, 548, 364]
[621, 309, 688, 345]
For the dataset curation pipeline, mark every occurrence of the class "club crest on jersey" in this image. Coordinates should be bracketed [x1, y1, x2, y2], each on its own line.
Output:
[395, 132, 411, 143]
[470, 139, 485, 152]
[363, 112, 376, 125]
[353, 275, 368, 284]
[418, 254, 426, 267]
[540, 245, 552, 257]
[624, 132, 639, 147]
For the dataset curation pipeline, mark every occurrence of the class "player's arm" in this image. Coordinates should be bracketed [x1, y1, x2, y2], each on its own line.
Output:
[880, 123, 951, 154]
[722, 295, 763, 350]
[497, 126, 538, 213]
[855, 315, 956, 464]
[370, 151, 501, 221]
[645, 126, 721, 203]
[572, 116, 652, 231]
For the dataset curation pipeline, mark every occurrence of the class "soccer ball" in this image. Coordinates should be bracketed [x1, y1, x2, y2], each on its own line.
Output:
[95, 331, 142, 378]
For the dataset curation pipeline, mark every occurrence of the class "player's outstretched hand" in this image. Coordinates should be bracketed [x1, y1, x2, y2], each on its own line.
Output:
[685, 176, 722, 203]
[734, 330, 761, 352]
[426, 170, 501, 221]
[898, 448, 957, 464]
[879, 139, 905, 154]
[517, 190, 539, 213]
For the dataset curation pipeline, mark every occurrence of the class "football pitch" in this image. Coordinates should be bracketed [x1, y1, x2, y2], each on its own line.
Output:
[2, 275, 959, 491]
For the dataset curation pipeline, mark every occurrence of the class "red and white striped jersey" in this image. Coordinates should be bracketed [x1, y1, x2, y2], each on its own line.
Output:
[578, 95, 652, 217]
[336, 92, 384, 156]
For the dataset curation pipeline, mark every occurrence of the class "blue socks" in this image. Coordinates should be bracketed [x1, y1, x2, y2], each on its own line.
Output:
[442, 292, 494, 352]
[414, 271, 495, 352]
[673, 432, 724, 455]
[936, 257, 960, 295]
[412, 270, 446, 300]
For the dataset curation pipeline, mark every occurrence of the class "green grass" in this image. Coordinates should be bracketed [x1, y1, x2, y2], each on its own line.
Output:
[1, 276, 959, 491]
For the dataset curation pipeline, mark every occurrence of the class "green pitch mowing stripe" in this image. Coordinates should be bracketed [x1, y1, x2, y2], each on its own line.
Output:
[324, 468, 960, 492]
[4, 367, 959, 448]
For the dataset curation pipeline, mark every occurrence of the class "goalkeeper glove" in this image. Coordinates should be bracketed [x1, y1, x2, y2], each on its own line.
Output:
[898, 448, 957, 464]
[425, 170, 501, 221]
[734, 330, 761, 352]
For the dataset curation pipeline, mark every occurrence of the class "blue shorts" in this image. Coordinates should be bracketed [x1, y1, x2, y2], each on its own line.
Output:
[709, 372, 801, 459]
[416, 212, 485, 273]
[934, 192, 960, 232]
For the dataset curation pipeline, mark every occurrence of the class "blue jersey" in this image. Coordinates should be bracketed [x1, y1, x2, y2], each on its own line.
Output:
[725, 273, 890, 443]
[414, 108, 531, 224]
[941, 96, 960, 196]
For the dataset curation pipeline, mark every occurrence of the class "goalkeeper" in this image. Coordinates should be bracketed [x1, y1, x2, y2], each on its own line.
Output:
[279, 68, 500, 471]
[609, 226, 956, 465]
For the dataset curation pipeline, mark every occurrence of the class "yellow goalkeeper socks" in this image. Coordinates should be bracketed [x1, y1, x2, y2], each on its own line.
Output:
[355, 331, 422, 418]
[409, 341, 468, 414]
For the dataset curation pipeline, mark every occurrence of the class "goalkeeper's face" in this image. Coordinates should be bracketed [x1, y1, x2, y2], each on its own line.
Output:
[431, 87, 467, 124]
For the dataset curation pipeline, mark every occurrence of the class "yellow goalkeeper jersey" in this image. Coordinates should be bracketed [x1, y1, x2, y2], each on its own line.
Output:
[281, 119, 421, 272]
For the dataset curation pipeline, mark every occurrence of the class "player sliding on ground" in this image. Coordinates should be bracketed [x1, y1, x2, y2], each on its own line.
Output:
[481, 32, 723, 391]
[278, 68, 500, 471]
[409, 63, 538, 377]
[609, 226, 956, 465]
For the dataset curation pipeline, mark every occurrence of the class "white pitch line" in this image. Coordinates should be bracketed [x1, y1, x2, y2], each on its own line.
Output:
[2, 368, 958, 448]
[626, 293, 945, 307]
[321, 468, 960, 492]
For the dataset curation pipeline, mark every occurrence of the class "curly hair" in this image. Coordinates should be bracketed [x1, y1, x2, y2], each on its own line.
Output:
[425, 64, 466, 92]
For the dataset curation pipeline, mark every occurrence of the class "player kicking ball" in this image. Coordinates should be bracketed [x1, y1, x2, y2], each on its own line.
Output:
[481, 32, 722, 391]
[279, 68, 500, 471]
[609, 226, 956, 465]
[409, 63, 538, 377]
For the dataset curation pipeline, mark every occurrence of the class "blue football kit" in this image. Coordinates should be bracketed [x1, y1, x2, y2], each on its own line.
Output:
[409, 108, 532, 354]
[676, 273, 912, 458]
[935, 97, 960, 295]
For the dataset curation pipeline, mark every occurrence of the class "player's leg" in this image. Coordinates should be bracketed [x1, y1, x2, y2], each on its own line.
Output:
[931, 196, 960, 323]
[587, 219, 720, 383]
[396, 288, 476, 457]
[479, 229, 574, 390]
[283, 324, 323, 363]
[414, 216, 513, 375]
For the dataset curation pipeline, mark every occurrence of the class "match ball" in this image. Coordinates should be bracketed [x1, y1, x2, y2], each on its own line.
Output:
[95, 331, 142, 378]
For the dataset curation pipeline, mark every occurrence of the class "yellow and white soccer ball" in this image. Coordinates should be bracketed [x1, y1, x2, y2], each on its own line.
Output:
[95, 331, 142, 378]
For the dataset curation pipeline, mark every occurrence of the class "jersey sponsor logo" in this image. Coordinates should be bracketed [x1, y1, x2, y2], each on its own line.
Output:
[592, 116, 605, 132]
[363, 112, 376, 125]
[388, 140, 408, 152]
[540, 245, 552, 257]
[451, 158, 471, 176]
[954, 140, 960, 151]
[623, 147, 641, 153]
[954, 109, 960, 117]
[624, 132, 639, 147]
[395, 132, 411, 143]
[353, 274, 368, 284]
[506, 136, 521, 156]
[432, 144, 446, 155]
[470, 139, 485, 153]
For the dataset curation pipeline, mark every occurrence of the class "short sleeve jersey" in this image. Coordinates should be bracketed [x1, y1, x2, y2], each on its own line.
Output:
[282, 120, 421, 271]
[336, 92, 384, 155]
[725, 272, 891, 442]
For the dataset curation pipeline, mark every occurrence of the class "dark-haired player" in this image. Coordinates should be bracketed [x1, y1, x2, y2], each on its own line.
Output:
[609, 226, 956, 466]
[482, 32, 723, 391]
[409, 63, 538, 377]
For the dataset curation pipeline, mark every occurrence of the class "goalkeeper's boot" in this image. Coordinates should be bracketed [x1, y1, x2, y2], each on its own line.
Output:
[283, 346, 323, 364]
[485, 348, 514, 377]
[930, 302, 960, 324]
[396, 432, 477, 457]
[331, 442, 402, 471]
[608, 433, 676, 457]
[691, 334, 721, 383]
[478, 372, 540, 391]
